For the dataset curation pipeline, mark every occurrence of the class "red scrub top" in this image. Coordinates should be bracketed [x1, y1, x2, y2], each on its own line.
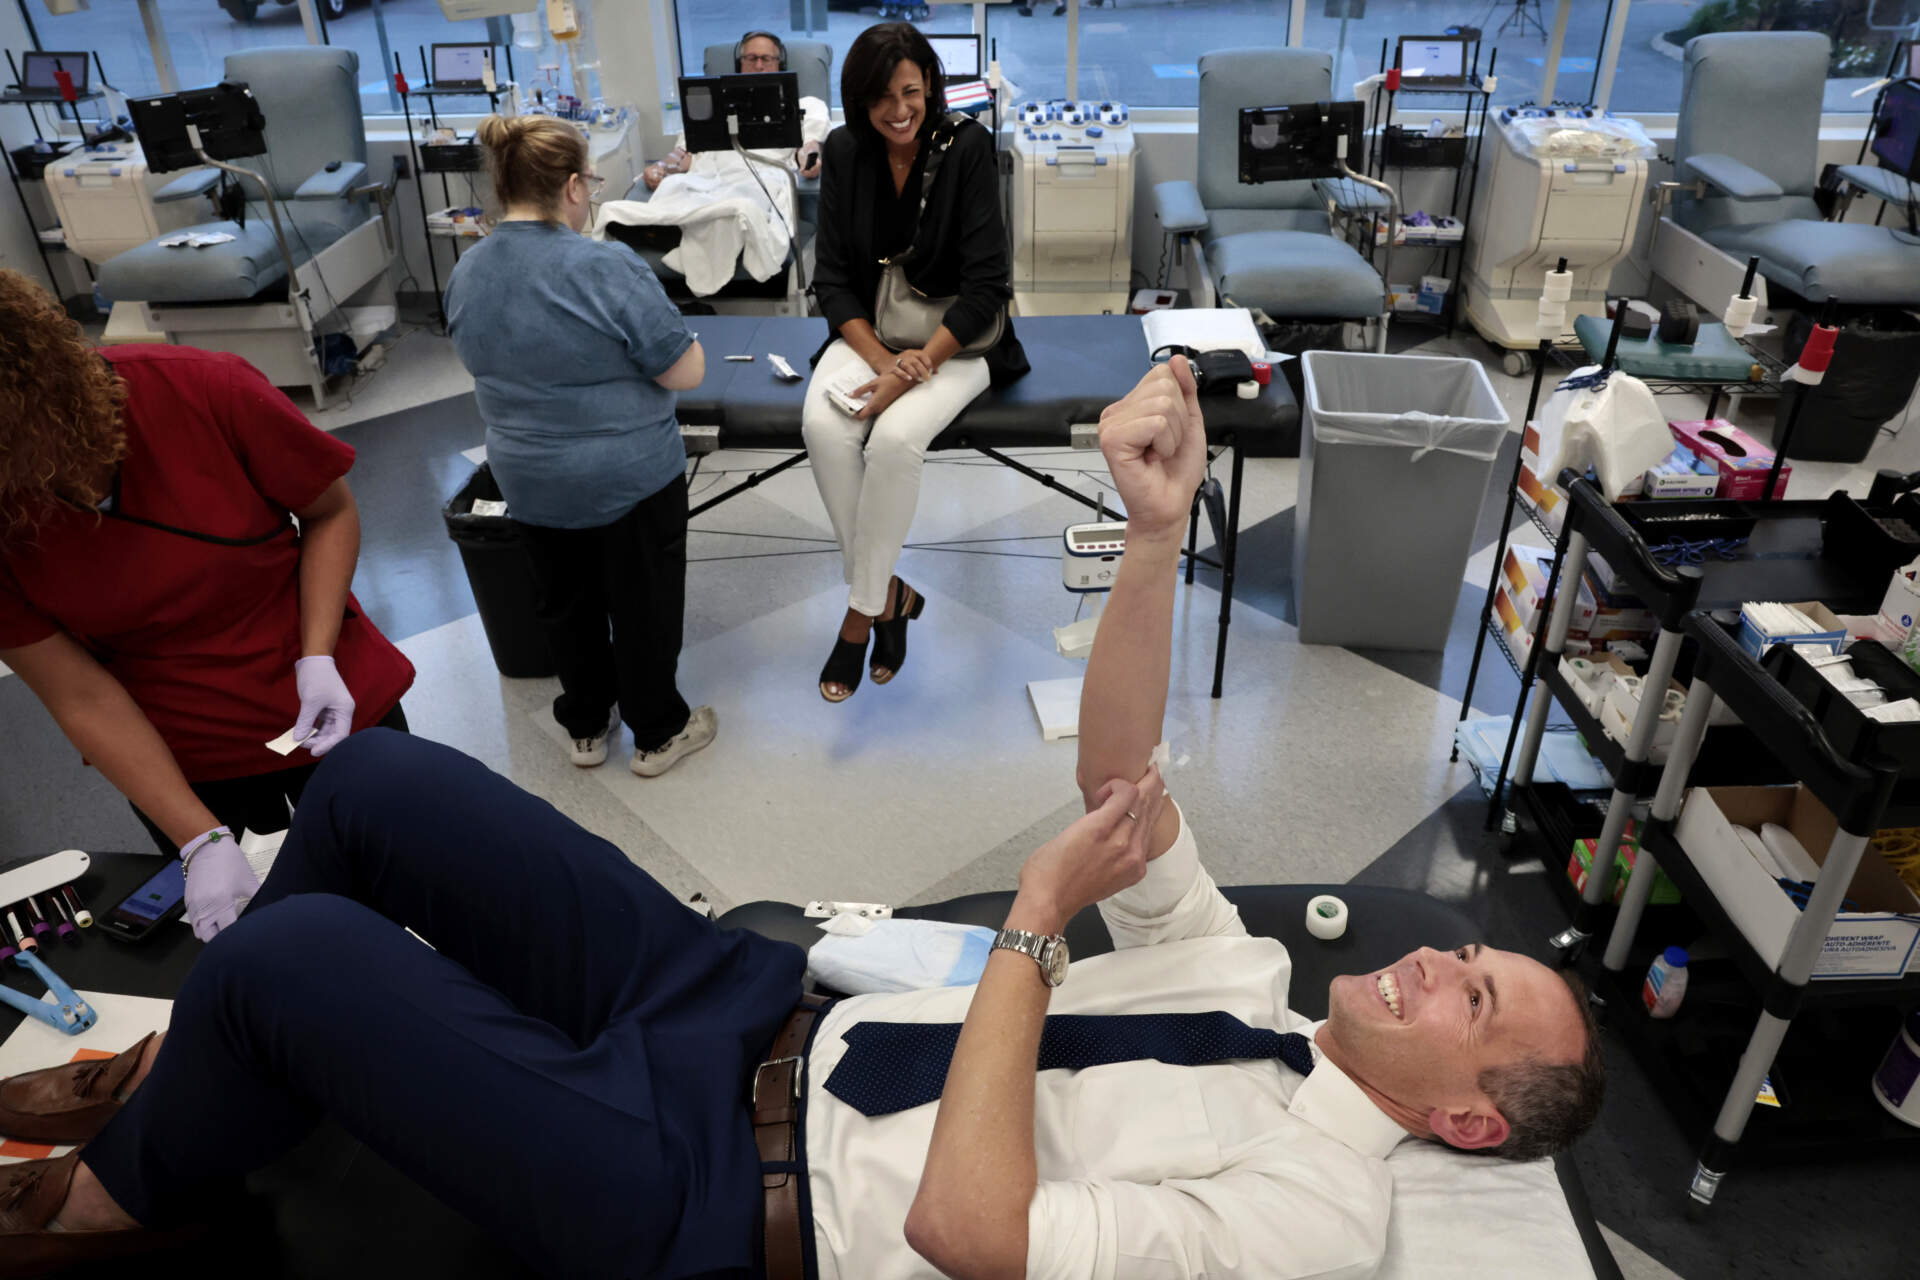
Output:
[0, 345, 415, 783]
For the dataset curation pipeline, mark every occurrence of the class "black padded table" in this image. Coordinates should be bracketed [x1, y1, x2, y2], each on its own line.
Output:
[0, 857, 1616, 1279]
[671, 314, 1301, 697]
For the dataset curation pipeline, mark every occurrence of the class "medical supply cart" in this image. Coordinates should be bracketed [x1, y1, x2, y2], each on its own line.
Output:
[1358, 39, 1497, 337]
[2, 50, 110, 302]
[395, 44, 514, 326]
[1500, 473, 1920, 1210]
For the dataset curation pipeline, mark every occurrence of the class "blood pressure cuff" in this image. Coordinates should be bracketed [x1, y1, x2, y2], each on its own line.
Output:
[1150, 344, 1256, 396]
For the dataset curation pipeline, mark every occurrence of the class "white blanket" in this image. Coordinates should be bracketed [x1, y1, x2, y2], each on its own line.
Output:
[595, 96, 828, 297]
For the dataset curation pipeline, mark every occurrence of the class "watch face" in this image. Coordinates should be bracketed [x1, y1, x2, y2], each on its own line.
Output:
[1045, 937, 1070, 985]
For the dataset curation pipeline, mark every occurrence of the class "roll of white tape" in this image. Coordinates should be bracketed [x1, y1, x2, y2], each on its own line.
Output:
[1723, 294, 1758, 338]
[1536, 299, 1567, 341]
[1541, 270, 1574, 303]
[1305, 894, 1349, 941]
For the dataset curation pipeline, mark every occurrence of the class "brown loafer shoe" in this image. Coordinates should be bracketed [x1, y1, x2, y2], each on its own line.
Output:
[0, 1032, 156, 1144]
[0, 1149, 198, 1279]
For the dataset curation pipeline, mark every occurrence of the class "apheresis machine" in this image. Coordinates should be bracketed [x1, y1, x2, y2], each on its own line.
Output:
[1462, 107, 1654, 372]
[1010, 99, 1135, 314]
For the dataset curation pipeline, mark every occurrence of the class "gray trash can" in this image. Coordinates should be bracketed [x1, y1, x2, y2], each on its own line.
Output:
[1294, 351, 1509, 650]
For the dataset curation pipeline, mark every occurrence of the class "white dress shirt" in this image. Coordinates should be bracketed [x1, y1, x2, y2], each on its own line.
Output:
[805, 805, 1406, 1280]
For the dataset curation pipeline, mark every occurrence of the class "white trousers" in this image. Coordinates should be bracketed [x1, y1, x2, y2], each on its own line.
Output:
[801, 339, 992, 616]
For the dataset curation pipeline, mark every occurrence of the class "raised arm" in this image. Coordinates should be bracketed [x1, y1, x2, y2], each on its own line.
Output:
[1075, 357, 1209, 860]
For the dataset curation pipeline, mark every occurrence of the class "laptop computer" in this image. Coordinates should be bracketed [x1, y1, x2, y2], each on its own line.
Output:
[1396, 35, 1470, 88]
[431, 43, 494, 92]
[926, 34, 982, 82]
[16, 51, 90, 100]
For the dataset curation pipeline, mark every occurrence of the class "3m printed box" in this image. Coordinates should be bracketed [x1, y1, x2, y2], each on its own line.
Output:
[1676, 786, 1920, 978]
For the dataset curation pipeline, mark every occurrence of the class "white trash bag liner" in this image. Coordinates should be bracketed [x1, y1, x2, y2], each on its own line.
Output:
[1533, 365, 1673, 501]
[1302, 351, 1510, 462]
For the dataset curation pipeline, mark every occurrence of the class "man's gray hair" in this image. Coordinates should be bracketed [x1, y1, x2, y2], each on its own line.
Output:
[1470, 971, 1605, 1162]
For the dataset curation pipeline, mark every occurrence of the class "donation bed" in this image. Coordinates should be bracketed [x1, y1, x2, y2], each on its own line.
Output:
[669, 313, 1298, 698]
[1, 854, 1620, 1279]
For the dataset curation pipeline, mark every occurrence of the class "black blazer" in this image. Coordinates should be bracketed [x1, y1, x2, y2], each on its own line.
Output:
[811, 117, 1029, 387]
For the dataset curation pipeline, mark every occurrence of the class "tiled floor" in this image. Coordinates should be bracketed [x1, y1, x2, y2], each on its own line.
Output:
[4, 325, 1918, 1278]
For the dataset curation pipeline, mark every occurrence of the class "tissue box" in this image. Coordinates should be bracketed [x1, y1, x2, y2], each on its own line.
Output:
[1669, 419, 1789, 501]
[1568, 828, 1682, 906]
[1737, 601, 1846, 660]
[1677, 786, 1920, 978]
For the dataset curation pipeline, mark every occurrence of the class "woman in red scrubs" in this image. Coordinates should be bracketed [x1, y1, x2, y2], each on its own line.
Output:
[0, 269, 414, 941]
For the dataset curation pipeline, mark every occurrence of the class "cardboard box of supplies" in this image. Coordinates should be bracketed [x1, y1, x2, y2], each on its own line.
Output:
[1675, 786, 1920, 978]
[1568, 827, 1682, 906]
[1736, 601, 1846, 661]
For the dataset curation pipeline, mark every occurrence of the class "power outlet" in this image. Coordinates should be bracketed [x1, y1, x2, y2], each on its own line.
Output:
[392, 154, 411, 181]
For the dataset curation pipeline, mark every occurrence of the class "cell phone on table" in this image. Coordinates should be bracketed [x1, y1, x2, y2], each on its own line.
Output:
[100, 859, 186, 943]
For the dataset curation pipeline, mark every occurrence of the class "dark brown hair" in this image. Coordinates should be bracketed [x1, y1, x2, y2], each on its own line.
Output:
[1471, 971, 1607, 1162]
[839, 22, 946, 144]
[0, 268, 126, 543]
[476, 114, 588, 218]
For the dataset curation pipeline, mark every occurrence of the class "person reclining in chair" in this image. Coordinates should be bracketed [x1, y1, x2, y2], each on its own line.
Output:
[0, 358, 1602, 1280]
[599, 31, 829, 296]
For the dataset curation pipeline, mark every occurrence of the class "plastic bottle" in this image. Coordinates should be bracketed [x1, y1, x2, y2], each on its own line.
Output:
[1643, 946, 1689, 1019]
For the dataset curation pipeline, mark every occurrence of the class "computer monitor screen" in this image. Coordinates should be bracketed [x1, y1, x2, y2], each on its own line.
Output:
[21, 51, 89, 94]
[128, 81, 268, 174]
[926, 34, 981, 81]
[1239, 101, 1365, 184]
[1872, 79, 1920, 180]
[432, 43, 494, 89]
[1398, 35, 1467, 81]
[679, 73, 802, 153]
[1908, 39, 1919, 82]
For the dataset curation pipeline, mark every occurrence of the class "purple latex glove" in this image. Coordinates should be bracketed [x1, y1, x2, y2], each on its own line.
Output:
[290, 655, 356, 757]
[180, 826, 260, 943]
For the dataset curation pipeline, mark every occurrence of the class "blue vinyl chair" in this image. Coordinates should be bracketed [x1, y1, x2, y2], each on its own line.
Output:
[1672, 32, 1920, 305]
[1151, 48, 1386, 338]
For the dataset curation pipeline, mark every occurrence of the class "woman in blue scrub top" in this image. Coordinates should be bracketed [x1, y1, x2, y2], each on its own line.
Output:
[447, 116, 717, 779]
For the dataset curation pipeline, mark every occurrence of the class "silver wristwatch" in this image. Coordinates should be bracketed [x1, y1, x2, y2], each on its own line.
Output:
[992, 928, 1070, 987]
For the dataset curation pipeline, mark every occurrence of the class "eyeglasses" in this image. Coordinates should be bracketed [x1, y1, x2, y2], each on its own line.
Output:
[740, 54, 782, 68]
[579, 172, 607, 197]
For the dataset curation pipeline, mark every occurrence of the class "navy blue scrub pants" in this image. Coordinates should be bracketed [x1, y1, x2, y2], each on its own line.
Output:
[81, 730, 807, 1279]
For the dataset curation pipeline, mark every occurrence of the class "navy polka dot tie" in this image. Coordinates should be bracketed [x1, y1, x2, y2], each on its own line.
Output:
[823, 1011, 1317, 1118]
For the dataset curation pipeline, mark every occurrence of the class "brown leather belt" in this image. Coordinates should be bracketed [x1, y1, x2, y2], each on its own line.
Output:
[754, 993, 831, 1280]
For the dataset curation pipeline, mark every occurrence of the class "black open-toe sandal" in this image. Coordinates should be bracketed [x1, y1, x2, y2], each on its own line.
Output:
[819, 632, 869, 703]
[869, 581, 925, 686]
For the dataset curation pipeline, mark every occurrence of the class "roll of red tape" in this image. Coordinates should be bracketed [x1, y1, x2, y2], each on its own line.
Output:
[1801, 323, 1838, 374]
[1385, 68, 1402, 92]
[1251, 361, 1272, 386]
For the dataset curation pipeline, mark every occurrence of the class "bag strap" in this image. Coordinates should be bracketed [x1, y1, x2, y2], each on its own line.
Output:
[884, 112, 973, 267]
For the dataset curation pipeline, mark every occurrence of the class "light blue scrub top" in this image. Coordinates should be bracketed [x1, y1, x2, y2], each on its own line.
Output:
[446, 220, 695, 530]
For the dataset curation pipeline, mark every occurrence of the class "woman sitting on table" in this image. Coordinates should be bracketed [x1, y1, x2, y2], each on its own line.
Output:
[803, 22, 1028, 703]
[447, 116, 716, 779]
[0, 269, 414, 943]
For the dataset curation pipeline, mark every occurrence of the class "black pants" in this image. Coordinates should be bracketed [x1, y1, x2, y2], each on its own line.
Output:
[520, 478, 692, 752]
[133, 703, 409, 855]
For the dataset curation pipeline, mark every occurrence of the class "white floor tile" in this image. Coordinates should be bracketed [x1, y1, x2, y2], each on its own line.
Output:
[309, 331, 476, 433]
[533, 583, 1091, 908]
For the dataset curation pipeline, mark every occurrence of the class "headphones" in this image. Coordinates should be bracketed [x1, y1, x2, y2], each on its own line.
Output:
[734, 31, 788, 72]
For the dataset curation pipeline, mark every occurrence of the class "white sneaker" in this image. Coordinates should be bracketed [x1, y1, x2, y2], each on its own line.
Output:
[631, 705, 717, 777]
[569, 709, 621, 767]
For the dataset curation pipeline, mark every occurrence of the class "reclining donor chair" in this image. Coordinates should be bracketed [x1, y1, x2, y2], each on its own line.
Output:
[1152, 48, 1389, 350]
[1661, 32, 1920, 310]
[98, 46, 395, 407]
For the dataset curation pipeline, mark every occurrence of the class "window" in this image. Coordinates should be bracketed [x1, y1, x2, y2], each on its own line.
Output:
[1608, 0, 1913, 112]
[984, 3, 1069, 104]
[314, 2, 501, 116]
[1070, 1, 1293, 108]
[1300, 0, 1610, 108]
[671, 3, 976, 110]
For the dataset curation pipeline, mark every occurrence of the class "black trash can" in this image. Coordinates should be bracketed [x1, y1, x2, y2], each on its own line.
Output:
[1778, 310, 1920, 464]
[443, 463, 555, 679]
